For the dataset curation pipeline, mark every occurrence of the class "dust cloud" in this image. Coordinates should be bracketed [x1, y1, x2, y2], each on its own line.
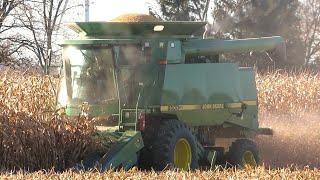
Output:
[256, 113, 320, 168]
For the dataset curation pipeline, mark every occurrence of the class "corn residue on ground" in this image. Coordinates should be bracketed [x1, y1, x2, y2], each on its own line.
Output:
[1, 167, 320, 180]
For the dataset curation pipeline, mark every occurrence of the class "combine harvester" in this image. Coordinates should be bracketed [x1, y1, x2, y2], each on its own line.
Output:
[57, 14, 286, 170]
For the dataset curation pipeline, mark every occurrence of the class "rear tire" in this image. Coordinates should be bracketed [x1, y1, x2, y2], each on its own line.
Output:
[225, 139, 259, 168]
[151, 119, 199, 170]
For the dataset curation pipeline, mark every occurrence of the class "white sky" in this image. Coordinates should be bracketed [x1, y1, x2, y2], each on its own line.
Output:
[83, 0, 214, 22]
[61, 0, 213, 39]
[88, 0, 153, 21]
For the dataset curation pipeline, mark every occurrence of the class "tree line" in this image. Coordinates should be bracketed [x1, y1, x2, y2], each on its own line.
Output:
[0, 0, 80, 74]
[151, 0, 320, 70]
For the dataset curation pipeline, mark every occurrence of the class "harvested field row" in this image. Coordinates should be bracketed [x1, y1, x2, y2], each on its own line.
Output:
[1, 167, 320, 180]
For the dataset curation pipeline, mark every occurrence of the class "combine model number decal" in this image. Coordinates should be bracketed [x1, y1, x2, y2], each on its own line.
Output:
[201, 104, 224, 110]
[160, 101, 256, 112]
[167, 105, 183, 111]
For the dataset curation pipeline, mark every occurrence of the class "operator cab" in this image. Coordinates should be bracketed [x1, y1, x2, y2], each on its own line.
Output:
[63, 46, 116, 104]
[57, 42, 150, 119]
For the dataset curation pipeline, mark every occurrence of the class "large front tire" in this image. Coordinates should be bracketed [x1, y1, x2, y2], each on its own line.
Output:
[152, 119, 199, 170]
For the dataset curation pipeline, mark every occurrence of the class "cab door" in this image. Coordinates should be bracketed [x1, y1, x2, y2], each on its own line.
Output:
[114, 45, 147, 108]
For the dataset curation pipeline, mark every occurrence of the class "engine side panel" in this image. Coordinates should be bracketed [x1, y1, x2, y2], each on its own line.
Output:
[160, 63, 258, 130]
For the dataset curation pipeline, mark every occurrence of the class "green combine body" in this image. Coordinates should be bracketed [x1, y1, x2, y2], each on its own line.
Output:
[57, 21, 284, 170]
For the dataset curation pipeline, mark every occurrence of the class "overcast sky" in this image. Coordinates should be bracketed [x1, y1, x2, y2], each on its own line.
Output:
[81, 0, 214, 22]
[61, 0, 213, 39]
[88, 0, 153, 21]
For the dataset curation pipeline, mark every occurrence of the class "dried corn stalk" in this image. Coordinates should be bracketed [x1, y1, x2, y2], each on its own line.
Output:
[256, 70, 320, 114]
[0, 67, 97, 171]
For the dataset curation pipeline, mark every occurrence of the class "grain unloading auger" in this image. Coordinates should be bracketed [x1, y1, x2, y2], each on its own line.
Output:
[57, 18, 285, 170]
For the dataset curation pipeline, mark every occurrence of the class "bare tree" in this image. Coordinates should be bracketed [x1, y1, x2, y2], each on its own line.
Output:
[299, 0, 320, 65]
[0, 0, 24, 33]
[0, 0, 26, 66]
[13, 0, 79, 74]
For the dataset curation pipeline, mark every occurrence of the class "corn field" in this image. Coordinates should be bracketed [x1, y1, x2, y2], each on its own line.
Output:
[257, 70, 320, 114]
[0, 68, 97, 171]
[0, 67, 320, 178]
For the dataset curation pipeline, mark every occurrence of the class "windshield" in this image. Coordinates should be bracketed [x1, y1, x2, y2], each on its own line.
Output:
[62, 46, 117, 104]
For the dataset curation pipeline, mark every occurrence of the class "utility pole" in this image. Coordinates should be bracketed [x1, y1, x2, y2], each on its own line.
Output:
[85, 0, 89, 22]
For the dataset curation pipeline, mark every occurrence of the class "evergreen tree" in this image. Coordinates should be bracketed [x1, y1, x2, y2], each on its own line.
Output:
[151, 0, 211, 21]
[212, 0, 305, 69]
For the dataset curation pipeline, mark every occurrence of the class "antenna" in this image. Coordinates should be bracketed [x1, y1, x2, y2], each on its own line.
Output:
[85, 0, 89, 22]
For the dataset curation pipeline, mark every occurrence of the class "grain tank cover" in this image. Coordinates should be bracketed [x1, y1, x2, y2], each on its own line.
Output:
[67, 22, 206, 36]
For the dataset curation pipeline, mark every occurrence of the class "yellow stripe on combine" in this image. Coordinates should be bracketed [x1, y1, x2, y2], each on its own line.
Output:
[242, 100, 257, 106]
[160, 100, 257, 112]
[225, 102, 242, 108]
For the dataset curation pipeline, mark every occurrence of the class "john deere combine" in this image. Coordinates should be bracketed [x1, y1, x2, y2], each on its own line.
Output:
[57, 14, 285, 170]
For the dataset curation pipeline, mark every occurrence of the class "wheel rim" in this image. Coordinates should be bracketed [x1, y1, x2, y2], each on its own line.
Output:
[241, 151, 257, 167]
[173, 138, 192, 170]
